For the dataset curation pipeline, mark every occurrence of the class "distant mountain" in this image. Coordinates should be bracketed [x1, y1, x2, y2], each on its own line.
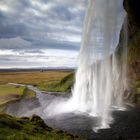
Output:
[0, 67, 75, 72]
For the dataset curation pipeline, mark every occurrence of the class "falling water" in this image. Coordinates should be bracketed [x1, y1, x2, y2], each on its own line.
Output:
[69, 0, 128, 129]
[44, 0, 128, 130]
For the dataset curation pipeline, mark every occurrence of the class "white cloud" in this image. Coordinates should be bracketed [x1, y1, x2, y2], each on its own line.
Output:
[0, 0, 86, 44]
[0, 50, 14, 55]
[0, 49, 78, 68]
[0, 37, 31, 49]
[0, 0, 87, 68]
[0, 4, 10, 12]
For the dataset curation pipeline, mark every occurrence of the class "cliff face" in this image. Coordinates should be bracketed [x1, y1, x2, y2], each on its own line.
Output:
[124, 0, 140, 80]
[123, 0, 140, 102]
[124, 0, 140, 37]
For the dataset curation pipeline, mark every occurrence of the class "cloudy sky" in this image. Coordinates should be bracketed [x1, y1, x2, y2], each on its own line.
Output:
[0, 0, 87, 68]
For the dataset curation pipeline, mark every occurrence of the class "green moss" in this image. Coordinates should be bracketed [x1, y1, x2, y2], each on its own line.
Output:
[128, 33, 140, 64]
[137, 88, 140, 94]
[128, 81, 140, 103]
[22, 87, 36, 99]
[0, 114, 84, 140]
[0, 105, 6, 113]
[37, 81, 58, 91]
[38, 73, 75, 92]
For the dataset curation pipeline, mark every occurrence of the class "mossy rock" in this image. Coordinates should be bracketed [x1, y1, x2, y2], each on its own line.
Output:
[128, 32, 140, 64]
[128, 81, 140, 104]
[22, 87, 36, 99]
[0, 114, 84, 140]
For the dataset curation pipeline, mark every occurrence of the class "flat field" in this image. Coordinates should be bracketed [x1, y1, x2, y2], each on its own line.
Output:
[0, 84, 25, 106]
[0, 70, 72, 85]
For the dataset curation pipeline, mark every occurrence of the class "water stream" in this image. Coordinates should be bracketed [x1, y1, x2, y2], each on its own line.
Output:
[69, 0, 128, 129]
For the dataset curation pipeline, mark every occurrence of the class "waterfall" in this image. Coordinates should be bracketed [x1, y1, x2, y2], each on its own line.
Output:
[69, 0, 128, 129]
[44, 0, 128, 130]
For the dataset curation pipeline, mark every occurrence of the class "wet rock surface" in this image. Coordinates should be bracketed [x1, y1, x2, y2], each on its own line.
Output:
[45, 106, 140, 140]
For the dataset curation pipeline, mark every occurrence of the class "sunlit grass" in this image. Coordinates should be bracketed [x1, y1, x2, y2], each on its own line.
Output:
[22, 87, 36, 98]
[38, 72, 75, 92]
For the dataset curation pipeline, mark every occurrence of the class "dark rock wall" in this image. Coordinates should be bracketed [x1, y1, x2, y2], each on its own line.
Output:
[124, 0, 140, 80]
[122, 0, 140, 102]
[124, 0, 140, 38]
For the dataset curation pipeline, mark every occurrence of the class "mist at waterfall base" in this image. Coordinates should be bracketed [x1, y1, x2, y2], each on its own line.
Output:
[44, 0, 128, 130]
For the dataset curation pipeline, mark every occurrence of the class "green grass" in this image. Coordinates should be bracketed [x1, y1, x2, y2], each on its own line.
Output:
[38, 72, 75, 92]
[22, 87, 36, 99]
[0, 84, 36, 110]
[0, 85, 25, 105]
[0, 85, 25, 96]
[0, 114, 84, 140]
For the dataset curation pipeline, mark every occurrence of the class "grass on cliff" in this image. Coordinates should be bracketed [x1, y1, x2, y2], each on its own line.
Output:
[38, 72, 75, 92]
[0, 114, 83, 140]
[22, 87, 36, 99]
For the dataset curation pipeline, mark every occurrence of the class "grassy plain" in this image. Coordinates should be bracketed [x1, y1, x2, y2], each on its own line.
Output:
[38, 72, 75, 92]
[0, 70, 72, 85]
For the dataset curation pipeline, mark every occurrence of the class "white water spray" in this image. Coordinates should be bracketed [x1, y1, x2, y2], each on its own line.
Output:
[69, 0, 127, 128]
[44, 0, 128, 129]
